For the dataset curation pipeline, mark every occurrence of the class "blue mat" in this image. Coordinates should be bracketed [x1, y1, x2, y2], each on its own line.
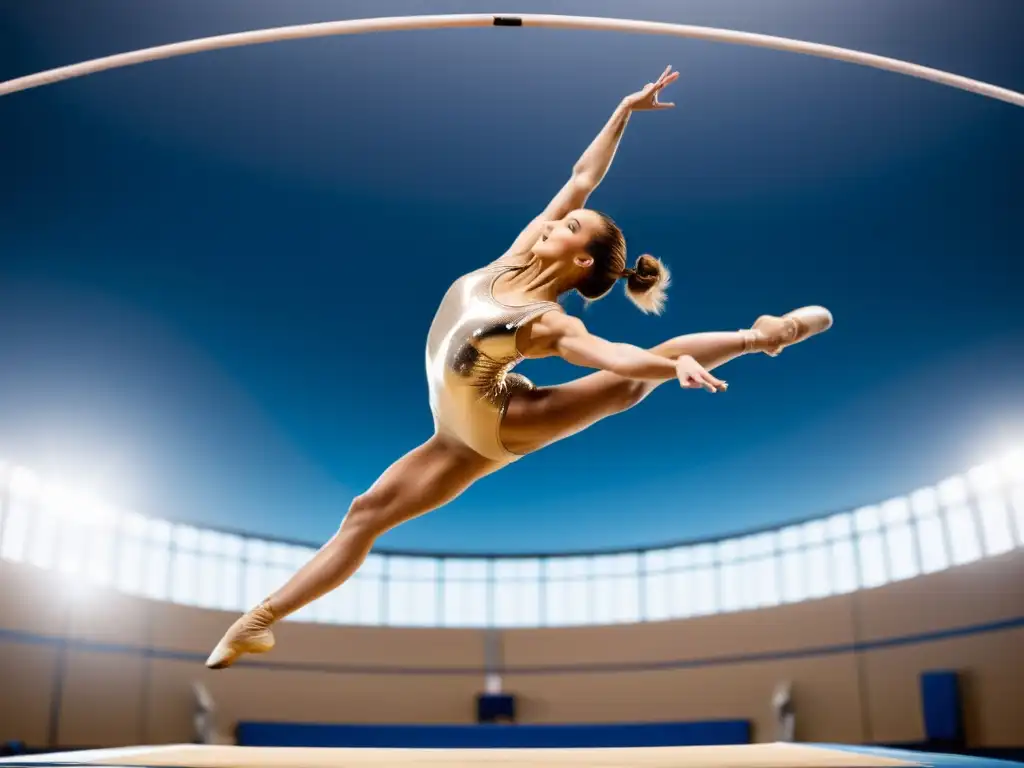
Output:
[817, 745, 1022, 767]
[236, 719, 751, 748]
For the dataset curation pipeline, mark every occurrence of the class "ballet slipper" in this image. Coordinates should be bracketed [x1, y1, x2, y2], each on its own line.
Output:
[749, 306, 833, 357]
[205, 600, 277, 669]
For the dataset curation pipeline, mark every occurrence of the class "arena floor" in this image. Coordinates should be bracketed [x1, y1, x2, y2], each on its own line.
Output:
[0, 743, 1016, 768]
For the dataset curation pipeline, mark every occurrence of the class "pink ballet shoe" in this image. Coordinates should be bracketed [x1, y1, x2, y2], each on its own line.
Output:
[205, 601, 277, 669]
[749, 306, 833, 357]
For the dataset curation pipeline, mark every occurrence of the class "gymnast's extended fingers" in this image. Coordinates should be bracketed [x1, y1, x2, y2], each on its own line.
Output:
[681, 372, 713, 391]
[702, 371, 728, 392]
[697, 373, 719, 393]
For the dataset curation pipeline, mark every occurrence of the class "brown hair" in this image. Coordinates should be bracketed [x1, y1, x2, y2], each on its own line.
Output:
[575, 213, 671, 315]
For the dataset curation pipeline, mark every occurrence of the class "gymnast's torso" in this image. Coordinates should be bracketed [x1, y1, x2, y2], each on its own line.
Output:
[425, 262, 561, 462]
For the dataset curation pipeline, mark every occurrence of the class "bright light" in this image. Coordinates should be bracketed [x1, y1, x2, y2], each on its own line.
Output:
[10, 465, 41, 497]
[967, 462, 1003, 494]
[880, 496, 911, 524]
[909, 486, 939, 518]
[997, 448, 1024, 483]
[937, 475, 969, 506]
[44, 484, 117, 528]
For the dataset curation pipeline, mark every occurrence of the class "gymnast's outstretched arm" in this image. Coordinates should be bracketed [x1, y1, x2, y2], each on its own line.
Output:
[499, 66, 680, 262]
[518, 309, 726, 392]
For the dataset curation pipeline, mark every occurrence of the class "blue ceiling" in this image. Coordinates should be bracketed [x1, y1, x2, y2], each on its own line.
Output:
[1, 0, 1022, 553]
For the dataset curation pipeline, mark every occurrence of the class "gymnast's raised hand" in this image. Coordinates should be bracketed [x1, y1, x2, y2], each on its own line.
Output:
[622, 65, 680, 111]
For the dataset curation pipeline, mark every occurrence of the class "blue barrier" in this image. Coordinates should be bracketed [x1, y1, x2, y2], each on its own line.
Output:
[236, 720, 751, 748]
[921, 670, 964, 743]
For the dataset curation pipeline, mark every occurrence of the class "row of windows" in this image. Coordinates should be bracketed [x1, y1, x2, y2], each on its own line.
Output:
[0, 453, 1021, 627]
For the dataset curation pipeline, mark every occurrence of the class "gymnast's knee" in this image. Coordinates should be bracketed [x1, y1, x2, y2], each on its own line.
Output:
[614, 380, 651, 412]
[341, 491, 393, 538]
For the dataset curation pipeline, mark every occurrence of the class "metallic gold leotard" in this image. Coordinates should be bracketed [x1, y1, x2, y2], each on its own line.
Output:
[425, 263, 561, 462]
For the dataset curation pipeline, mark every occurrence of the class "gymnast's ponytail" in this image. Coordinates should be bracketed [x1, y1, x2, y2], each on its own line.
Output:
[621, 253, 671, 315]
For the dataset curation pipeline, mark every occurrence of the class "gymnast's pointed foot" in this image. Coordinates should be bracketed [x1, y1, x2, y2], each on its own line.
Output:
[749, 306, 833, 357]
[205, 600, 277, 669]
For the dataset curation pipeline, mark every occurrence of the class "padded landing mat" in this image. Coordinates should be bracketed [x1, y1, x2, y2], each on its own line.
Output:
[0, 742, 932, 767]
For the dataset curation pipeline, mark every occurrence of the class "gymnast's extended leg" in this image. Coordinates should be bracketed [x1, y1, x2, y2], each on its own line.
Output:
[205, 435, 500, 668]
[501, 307, 830, 453]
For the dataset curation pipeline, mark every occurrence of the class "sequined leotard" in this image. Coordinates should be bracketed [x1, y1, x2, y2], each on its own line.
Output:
[425, 263, 562, 462]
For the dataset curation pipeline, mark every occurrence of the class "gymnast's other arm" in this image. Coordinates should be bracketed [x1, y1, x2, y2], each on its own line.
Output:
[499, 66, 680, 262]
[517, 310, 726, 392]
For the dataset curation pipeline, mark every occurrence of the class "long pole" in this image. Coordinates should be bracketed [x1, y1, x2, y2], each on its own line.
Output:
[2, 13, 1022, 107]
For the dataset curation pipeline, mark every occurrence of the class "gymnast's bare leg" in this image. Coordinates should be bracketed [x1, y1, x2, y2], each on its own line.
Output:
[204, 310, 826, 668]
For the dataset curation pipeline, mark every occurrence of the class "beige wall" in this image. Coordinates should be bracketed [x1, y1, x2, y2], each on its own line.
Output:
[1, 550, 1021, 749]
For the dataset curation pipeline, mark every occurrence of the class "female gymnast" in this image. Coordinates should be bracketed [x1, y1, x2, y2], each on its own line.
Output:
[207, 66, 831, 668]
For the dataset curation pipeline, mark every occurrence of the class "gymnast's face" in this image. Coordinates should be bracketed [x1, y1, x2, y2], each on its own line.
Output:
[533, 209, 605, 267]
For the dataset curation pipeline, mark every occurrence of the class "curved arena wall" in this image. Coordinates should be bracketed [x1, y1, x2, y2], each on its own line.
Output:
[0, 455, 1021, 749]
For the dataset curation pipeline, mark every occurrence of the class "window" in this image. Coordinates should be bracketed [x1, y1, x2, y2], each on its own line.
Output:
[493, 559, 541, 627]
[690, 545, 718, 616]
[216, 535, 245, 611]
[2, 453, 1021, 629]
[938, 475, 969, 507]
[998, 450, 1023, 484]
[668, 568, 696, 618]
[645, 547, 688, 620]
[386, 557, 438, 627]
[799, 519, 830, 598]
[544, 557, 590, 626]
[881, 497, 918, 582]
[48, 492, 117, 583]
[803, 520, 827, 545]
[831, 537, 858, 593]
[910, 486, 940, 519]
[643, 565, 671, 620]
[193, 529, 226, 609]
[590, 554, 639, 624]
[741, 534, 778, 609]
[805, 542, 831, 598]
[779, 526, 806, 602]
[0, 489, 30, 563]
[854, 506, 887, 588]
[83, 525, 116, 587]
[749, 553, 781, 607]
[967, 463, 1003, 495]
[243, 539, 271, 609]
[2, 469, 43, 565]
[27, 503, 59, 570]
[313, 579, 347, 624]
[115, 513, 149, 596]
[333, 553, 384, 625]
[825, 513, 857, 593]
[780, 548, 807, 602]
[827, 513, 853, 539]
[976, 494, 1014, 556]
[916, 515, 949, 573]
[442, 559, 489, 627]
[910, 487, 949, 573]
[143, 532, 170, 601]
[938, 476, 981, 565]
[944, 503, 982, 565]
[885, 523, 918, 581]
[328, 572, 379, 625]
[718, 540, 743, 612]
